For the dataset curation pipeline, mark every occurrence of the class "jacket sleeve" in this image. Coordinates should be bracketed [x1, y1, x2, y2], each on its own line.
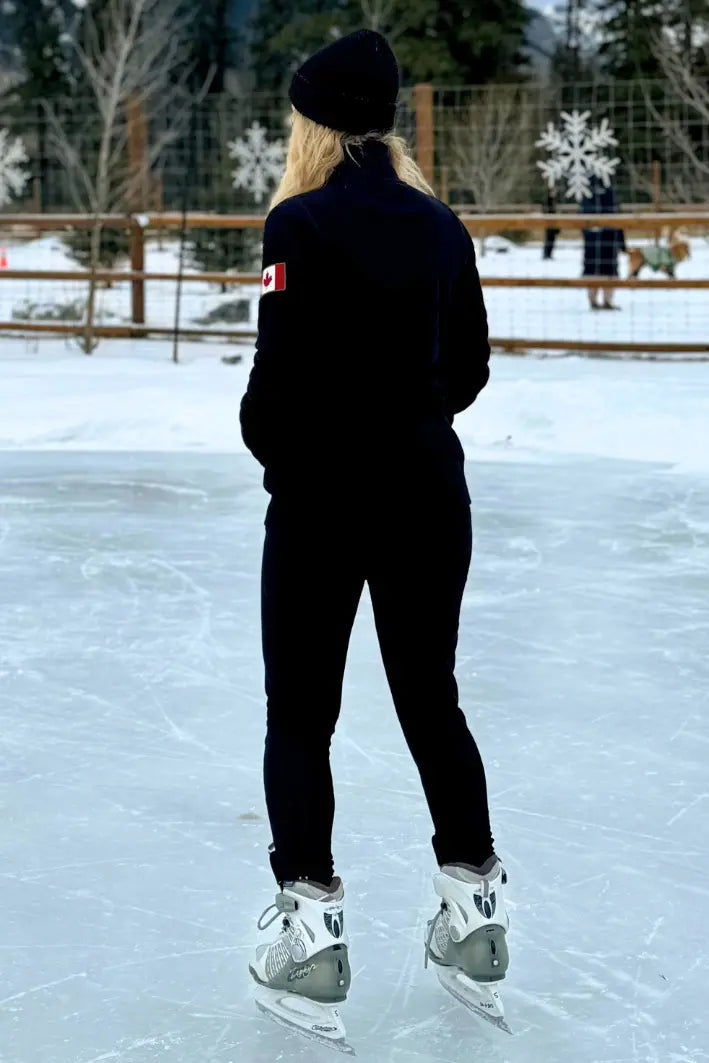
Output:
[440, 223, 491, 420]
[240, 199, 318, 466]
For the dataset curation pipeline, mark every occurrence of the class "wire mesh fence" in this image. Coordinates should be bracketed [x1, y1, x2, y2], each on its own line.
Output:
[1, 79, 708, 219]
[1, 93, 290, 218]
[433, 81, 709, 210]
[1, 76, 707, 356]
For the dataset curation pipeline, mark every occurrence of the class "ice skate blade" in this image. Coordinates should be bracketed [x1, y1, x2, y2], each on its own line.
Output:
[254, 985, 355, 1055]
[436, 967, 512, 1035]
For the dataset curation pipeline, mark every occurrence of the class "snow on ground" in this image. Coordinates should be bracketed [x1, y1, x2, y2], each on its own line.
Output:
[0, 233, 707, 346]
[1, 337, 708, 473]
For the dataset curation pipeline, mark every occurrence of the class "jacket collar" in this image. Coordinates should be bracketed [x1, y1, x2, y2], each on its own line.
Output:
[330, 139, 398, 184]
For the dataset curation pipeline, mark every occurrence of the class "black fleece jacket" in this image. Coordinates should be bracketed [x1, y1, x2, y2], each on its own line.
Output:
[240, 141, 490, 504]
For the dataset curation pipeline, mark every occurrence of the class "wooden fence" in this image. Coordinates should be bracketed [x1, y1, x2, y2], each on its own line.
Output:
[0, 211, 708, 354]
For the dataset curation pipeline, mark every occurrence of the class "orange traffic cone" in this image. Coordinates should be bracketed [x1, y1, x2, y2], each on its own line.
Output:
[0, 248, 8, 270]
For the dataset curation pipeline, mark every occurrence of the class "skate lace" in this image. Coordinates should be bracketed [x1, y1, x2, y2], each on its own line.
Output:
[257, 892, 297, 931]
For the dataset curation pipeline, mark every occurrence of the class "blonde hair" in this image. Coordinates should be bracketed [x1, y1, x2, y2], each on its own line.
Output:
[270, 109, 435, 210]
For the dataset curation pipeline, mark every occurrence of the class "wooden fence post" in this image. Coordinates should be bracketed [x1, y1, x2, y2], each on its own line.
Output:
[130, 220, 145, 327]
[652, 161, 661, 246]
[126, 94, 148, 325]
[31, 176, 42, 213]
[414, 83, 435, 190]
[126, 94, 149, 207]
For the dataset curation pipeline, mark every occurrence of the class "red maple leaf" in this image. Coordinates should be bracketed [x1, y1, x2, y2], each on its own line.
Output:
[263, 271, 272, 287]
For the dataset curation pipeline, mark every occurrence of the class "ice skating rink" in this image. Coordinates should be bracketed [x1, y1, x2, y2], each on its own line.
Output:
[1, 440, 707, 1062]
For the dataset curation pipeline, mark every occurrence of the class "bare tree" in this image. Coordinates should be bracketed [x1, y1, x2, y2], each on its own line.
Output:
[627, 158, 705, 206]
[45, 0, 199, 352]
[443, 87, 536, 254]
[644, 31, 709, 204]
[359, 0, 409, 42]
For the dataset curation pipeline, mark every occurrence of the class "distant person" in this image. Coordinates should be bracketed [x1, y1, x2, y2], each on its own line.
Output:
[542, 185, 560, 260]
[240, 29, 510, 1052]
[581, 176, 626, 310]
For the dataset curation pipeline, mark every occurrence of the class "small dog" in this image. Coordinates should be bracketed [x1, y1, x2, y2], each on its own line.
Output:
[625, 228, 691, 278]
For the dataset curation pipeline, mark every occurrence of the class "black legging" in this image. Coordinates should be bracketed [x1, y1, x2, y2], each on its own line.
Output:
[261, 496, 495, 885]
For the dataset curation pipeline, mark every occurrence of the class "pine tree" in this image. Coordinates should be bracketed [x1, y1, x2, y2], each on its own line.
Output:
[3, 0, 75, 101]
[188, 228, 262, 290]
[249, 0, 348, 94]
[594, 0, 666, 78]
[187, 98, 263, 286]
[62, 227, 132, 278]
[187, 124, 263, 291]
[408, 0, 530, 83]
[673, 0, 709, 74]
[551, 0, 600, 82]
[176, 0, 235, 93]
[249, 0, 531, 93]
[3, 0, 77, 209]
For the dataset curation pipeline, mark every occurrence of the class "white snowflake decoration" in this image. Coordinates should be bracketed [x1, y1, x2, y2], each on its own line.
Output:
[228, 122, 287, 204]
[0, 128, 29, 208]
[536, 110, 620, 203]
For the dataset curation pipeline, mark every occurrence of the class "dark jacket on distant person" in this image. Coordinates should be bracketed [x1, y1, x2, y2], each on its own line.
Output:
[582, 178, 626, 277]
[239, 141, 491, 505]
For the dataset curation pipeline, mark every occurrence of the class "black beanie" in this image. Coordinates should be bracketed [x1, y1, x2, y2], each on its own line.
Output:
[289, 30, 399, 136]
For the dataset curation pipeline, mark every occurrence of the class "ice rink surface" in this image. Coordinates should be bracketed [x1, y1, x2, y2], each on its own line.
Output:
[1, 449, 708, 1063]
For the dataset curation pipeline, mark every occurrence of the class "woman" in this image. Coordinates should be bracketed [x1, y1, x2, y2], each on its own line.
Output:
[241, 30, 510, 1047]
[582, 176, 626, 310]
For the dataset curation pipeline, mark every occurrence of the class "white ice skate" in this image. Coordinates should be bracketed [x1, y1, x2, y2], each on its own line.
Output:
[425, 857, 511, 1034]
[250, 877, 354, 1054]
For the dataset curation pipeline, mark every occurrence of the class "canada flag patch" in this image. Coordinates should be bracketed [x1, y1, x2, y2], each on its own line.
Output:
[262, 262, 286, 295]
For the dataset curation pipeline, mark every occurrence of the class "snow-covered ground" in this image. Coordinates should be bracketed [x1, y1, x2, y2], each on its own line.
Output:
[1, 346, 708, 1062]
[0, 233, 707, 347]
[479, 234, 708, 348]
[0, 237, 260, 336]
[1, 339, 708, 473]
